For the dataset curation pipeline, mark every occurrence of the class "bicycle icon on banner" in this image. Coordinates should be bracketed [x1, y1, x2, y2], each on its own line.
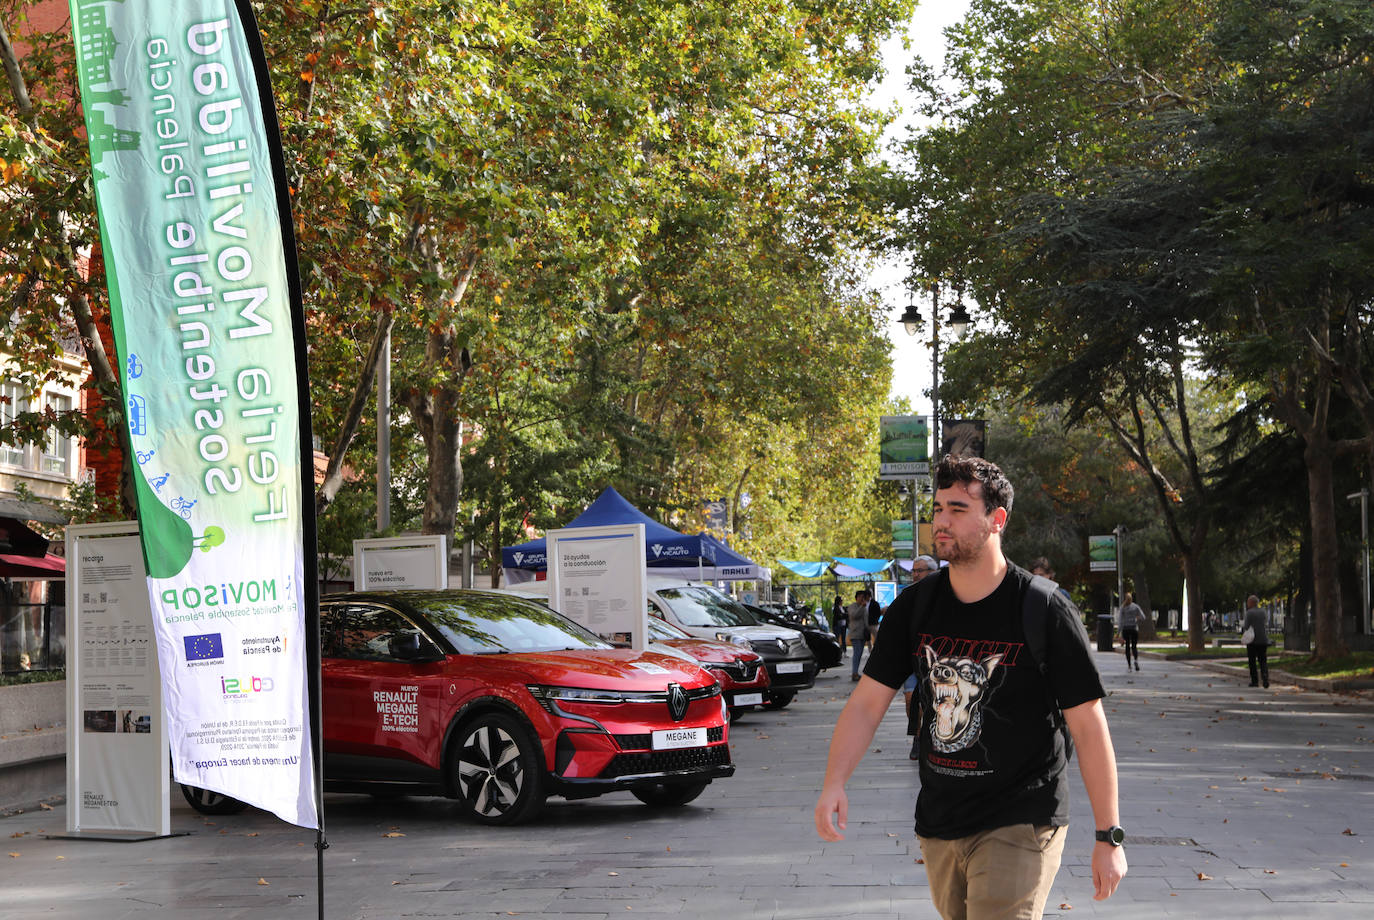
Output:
[170, 496, 197, 519]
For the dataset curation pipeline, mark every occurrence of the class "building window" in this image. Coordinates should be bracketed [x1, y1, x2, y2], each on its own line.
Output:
[1, 380, 28, 467]
[42, 393, 73, 476]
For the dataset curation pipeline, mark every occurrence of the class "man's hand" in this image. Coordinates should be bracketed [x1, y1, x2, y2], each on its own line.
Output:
[814, 786, 848, 841]
[812, 676, 898, 844]
[1092, 842, 1127, 900]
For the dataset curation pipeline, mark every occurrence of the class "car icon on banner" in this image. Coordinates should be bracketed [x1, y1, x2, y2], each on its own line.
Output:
[128, 394, 147, 436]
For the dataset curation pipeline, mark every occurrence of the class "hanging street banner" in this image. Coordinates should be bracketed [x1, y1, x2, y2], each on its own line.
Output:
[940, 419, 987, 459]
[879, 415, 930, 479]
[70, 0, 318, 828]
[891, 519, 914, 553]
[1089, 534, 1118, 572]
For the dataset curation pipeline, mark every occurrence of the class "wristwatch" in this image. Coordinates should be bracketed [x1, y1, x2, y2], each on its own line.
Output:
[1095, 825, 1126, 846]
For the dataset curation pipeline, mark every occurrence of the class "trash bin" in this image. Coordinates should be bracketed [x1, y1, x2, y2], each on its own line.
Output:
[1096, 616, 1114, 652]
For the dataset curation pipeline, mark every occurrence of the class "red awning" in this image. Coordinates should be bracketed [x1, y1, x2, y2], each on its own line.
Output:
[0, 552, 66, 578]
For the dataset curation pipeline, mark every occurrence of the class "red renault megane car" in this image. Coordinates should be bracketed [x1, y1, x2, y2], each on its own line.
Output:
[181, 590, 733, 825]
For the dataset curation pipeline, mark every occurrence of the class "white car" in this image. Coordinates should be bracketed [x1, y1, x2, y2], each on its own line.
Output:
[646, 583, 816, 710]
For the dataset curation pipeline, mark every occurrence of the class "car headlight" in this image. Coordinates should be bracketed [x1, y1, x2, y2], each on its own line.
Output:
[525, 684, 666, 714]
[714, 632, 751, 648]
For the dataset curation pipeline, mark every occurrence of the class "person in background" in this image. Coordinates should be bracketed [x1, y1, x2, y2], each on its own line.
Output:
[866, 587, 883, 637]
[846, 589, 869, 680]
[1119, 592, 1146, 671]
[832, 595, 848, 654]
[904, 555, 940, 759]
[1242, 594, 1269, 689]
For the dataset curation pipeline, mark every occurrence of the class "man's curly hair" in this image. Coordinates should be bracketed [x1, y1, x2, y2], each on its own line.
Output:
[933, 454, 1014, 516]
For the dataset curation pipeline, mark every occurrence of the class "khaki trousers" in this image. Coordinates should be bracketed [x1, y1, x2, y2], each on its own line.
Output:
[917, 823, 1067, 920]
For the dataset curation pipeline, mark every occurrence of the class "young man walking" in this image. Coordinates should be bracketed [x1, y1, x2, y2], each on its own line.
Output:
[815, 456, 1127, 917]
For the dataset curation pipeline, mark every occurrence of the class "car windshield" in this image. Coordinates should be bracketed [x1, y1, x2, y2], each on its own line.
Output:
[656, 586, 760, 628]
[409, 593, 611, 654]
[648, 617, 692, 640]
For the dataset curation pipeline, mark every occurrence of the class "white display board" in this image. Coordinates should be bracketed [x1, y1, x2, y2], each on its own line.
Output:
[546, 524, 648, 650]
[65, 522, 170, 838]
[353, 535, 448, 590]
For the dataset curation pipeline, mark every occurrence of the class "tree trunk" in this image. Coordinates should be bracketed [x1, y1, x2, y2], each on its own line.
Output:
[420, 403, 463, 538]
[1304, 437, 1348, 658]
[403, 323, 473, 547]
[1134, 568, 1157, 641]
[315, 305, 394, 516]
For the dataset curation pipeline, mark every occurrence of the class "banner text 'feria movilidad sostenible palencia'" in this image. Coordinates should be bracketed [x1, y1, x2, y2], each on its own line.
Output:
[70, 0, 316, 828]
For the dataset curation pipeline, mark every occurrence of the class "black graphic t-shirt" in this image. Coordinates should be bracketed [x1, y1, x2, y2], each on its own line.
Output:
[864, 562, 1105, 839]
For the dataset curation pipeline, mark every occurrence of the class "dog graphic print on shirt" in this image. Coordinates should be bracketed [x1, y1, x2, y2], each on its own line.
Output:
[923, 644, 1004, 754]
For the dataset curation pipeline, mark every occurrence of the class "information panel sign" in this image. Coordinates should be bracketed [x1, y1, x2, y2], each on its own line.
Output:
[65, 522, 169, 837]
[546, 525, 648, 650]
[352, 535, 448, 590]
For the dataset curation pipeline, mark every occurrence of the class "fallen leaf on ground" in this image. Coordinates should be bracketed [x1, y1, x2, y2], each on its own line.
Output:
[1059, 903, 1073, 910]
[1197, 872, 1212, 880]
[38, 803, 52, 811]
[257, 878, 269, 886]
[915, 858, 924, 864]
[7, 852, 18, 858]
[382, 832, 405, 838]
[1342, 828, 1356, 835]
[608, 872, 619, 876]
[9, 832, 26, 839]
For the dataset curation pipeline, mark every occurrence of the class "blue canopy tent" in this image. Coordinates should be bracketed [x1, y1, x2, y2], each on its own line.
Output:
[500, 487, 763, 582]
[778, 560, 829, 579]
[695, 532, 763, 580]
[831, 557, 893, 578]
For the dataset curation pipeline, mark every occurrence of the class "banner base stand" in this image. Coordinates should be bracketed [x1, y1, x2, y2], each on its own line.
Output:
[44, 831, 189, 843]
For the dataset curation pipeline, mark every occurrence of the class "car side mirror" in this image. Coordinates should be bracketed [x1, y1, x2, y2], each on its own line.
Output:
[388, 632, 442, 662]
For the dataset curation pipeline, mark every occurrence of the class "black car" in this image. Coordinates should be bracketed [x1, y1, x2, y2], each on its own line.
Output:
[746, 604, 843, 670]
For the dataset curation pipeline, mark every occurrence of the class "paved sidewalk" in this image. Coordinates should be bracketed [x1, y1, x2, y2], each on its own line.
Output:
[1, 650, 1370, 919]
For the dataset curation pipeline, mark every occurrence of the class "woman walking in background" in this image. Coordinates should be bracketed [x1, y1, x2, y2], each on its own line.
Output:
[1242, 595, 1269, 688]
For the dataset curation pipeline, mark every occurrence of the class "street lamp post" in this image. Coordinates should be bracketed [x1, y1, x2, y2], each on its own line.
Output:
[898, 480, 919, 575]
[899, 281, 972, 461]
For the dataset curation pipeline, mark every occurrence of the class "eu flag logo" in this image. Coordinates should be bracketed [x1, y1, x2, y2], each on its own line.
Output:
[184, 633, 224, 661]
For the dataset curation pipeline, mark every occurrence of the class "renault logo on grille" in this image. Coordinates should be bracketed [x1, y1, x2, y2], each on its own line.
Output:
[666, 683, 689, 721]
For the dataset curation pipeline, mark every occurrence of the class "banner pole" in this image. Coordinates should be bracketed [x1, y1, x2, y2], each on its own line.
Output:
[231, 1, 328, 912]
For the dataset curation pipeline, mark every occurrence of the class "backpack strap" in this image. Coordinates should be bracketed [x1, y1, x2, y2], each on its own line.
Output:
[907, 567, 948, 638]
[1022, 574, 1074, 761]
[904, 569, 947, 738]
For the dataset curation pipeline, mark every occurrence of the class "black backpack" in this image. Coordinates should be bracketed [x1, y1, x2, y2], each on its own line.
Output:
[904, 569, 1076, 761]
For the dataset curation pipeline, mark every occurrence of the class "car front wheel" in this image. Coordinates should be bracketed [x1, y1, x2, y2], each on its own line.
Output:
[179, 783, 248, 815]
[631, 780, 708, 808]
[452, 712, 545, 825]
